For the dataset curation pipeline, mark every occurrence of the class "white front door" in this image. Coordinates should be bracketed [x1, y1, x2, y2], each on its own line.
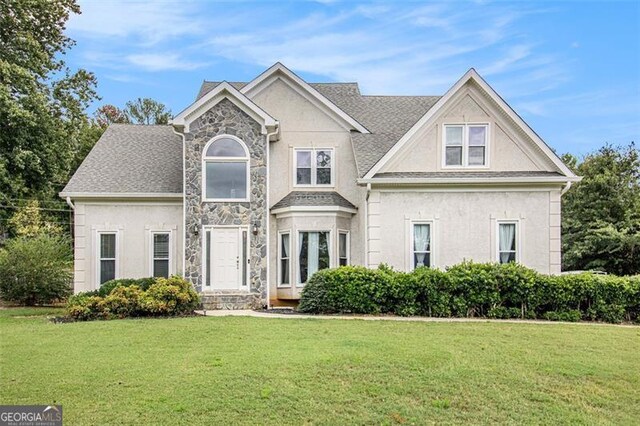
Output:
[208, 227, 247, 290]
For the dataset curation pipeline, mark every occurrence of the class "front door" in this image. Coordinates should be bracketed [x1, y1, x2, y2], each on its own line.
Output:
[208, 227, 248, 290]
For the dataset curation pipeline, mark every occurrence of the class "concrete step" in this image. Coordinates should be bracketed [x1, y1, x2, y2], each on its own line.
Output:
[200, 292, 263, 310]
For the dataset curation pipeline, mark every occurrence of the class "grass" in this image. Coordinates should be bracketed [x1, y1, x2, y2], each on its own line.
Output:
[1, 308, 639, 425]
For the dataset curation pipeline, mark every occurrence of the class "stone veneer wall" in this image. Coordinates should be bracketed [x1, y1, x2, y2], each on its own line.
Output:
[182, 98, 267, 307]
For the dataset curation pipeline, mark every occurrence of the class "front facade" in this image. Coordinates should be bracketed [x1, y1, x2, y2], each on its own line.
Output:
[61, 63, 579, 309]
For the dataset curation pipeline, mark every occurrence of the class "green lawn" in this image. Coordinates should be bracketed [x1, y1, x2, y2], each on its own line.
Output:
[1, 308, 639, 425]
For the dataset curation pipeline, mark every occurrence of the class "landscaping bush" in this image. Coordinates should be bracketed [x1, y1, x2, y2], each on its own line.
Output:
[66, 276, 199, 321]
[298, 262, 640, 323]
[298, 266, 392, 314]
[0, 235, 72, 305]
[96, 277, 156, 297]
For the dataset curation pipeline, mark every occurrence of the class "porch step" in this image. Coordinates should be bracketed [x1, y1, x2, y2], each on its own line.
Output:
[200, 292, 263, 310]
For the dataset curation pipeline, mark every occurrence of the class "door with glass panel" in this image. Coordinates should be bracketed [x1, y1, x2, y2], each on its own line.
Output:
[205, 227, 248, 290]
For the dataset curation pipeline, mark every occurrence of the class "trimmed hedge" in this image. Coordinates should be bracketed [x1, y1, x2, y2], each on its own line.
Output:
[66, 276, 199, 321]
[298, 262, 640, 323]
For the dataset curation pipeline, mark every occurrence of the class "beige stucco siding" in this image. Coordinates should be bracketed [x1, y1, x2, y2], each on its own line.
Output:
[72, 201, 183, 293]
[250, 78, 366, 303]
[380, 82, 556, 174]
[368, 189, 561, 274]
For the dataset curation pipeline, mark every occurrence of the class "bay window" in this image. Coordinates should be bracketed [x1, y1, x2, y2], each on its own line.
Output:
[338, 231, 349, 266]
[278, 232, 291, 287]
[298, 231, 330, 284]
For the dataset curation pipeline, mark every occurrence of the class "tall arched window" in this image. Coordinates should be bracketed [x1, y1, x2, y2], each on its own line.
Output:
[203, 136, 250, 201]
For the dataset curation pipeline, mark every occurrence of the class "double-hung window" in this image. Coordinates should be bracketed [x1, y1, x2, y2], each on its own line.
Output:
[444, 124, 488, 167]
[278, 232, 291, 287]
[411, 223, 431, 269]
[338, 231, 349, 266]
[295, 149, 333, 186]
[152, 232, 170, 278]
[298, 231, 330, 284]
[98, 232, 117, 285]
[203, 136, 249, 201]
[498, 222, 518, 264]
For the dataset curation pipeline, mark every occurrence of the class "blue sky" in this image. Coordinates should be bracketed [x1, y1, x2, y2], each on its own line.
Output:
[66, 0, 639, 156]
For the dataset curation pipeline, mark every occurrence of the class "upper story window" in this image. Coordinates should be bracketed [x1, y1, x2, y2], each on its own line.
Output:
[443, 124, 488, 167]
[295, 148, 334, 186]
[203, 136, 249, 201]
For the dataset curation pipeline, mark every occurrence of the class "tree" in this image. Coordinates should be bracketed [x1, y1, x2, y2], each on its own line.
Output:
[8, 200, 63, 237]
[0, 0, 99, 230]
[124, 97, 172, 125]
[94, 104, 129, 128]
[562, 143, 640, 275]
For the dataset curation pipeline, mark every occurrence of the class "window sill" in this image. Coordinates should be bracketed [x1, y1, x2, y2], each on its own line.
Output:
[202, 198, 250, 203]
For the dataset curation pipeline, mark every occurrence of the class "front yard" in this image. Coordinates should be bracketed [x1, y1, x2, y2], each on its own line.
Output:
[1, 308, 638, 425]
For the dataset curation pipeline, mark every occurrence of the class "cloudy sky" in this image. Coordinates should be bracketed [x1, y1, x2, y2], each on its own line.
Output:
[66, 0, 639, 156]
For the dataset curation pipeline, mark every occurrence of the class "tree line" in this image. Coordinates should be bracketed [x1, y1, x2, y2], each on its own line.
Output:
[0, 0, 638, 275]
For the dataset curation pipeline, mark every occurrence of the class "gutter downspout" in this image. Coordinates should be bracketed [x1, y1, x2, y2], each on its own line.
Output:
[264, 124, 280, 310]
[65, 196, 75, 210]
[561, 181, 572, 195]
[364, 183, 371, 268]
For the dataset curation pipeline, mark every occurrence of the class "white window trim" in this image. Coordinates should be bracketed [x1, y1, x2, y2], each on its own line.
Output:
[338, 230, 350, 267]
[296, 229, 332, 287]
[408, 221, 434, 270]
[277, 230, 292, 288]
[496, 220, 520, 264]
[202, 134, 251, 203]
[442, 123, 490, 169]
[201, 225, 251, 291]
[149, 231, 172, 278]
[96, 230, 119, 287]
[293, 147, 335, 188]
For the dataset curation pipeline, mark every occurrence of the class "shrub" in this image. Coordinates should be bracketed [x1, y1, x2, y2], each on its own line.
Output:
[0, 235, 72, 305]
[66, 276, 199, 320]
[96, 277, 156, 297]
[298, 266, 392, 314]
[297, 262, 640, 323]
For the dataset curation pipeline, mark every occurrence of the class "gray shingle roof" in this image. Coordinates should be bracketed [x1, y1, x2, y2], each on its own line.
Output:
[373, 171, 564, 179]
[198, 80, 440, 177]
[271, 191, 356, 210]
[61, 124, 183, 195]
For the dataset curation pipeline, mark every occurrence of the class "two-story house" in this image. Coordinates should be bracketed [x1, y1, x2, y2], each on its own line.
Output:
[60, 63, 579, 309]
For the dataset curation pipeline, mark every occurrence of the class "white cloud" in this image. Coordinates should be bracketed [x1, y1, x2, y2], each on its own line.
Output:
[126, 53, 207, 71]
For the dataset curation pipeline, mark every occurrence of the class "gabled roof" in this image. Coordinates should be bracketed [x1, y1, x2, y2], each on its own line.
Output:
[239, 63, 370, 134]
[363, 69, 577, 179]
[173, 81, 277, 134]
[60, 125, 183, 197]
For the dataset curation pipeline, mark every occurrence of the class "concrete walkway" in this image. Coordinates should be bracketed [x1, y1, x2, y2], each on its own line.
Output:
[194, 309, 634, 327]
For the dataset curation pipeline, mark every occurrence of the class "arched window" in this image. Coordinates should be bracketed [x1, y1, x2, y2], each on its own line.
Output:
[203, 136, 249, 201]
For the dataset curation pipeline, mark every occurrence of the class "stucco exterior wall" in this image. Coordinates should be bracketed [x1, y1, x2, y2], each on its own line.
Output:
[72, 201, 183, 293]
[249, 78, 366, 302]
[380, 82, 555, 174]
[368, 188, 562, 275]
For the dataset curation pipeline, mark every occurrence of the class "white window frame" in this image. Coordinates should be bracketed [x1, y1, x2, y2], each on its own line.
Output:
[442, 123, 490, 169]
[150, 231, 172, 278]
[409, 221, 433, 270]
[277, 230, 292, 288]
[202, 135, 250, 202]
[496, 220, 520, 264]
[337, 230, 350, 267]
[293, 148, 335, 187]
[96, 231, 119, 287]
[296, 230, 332, 287]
